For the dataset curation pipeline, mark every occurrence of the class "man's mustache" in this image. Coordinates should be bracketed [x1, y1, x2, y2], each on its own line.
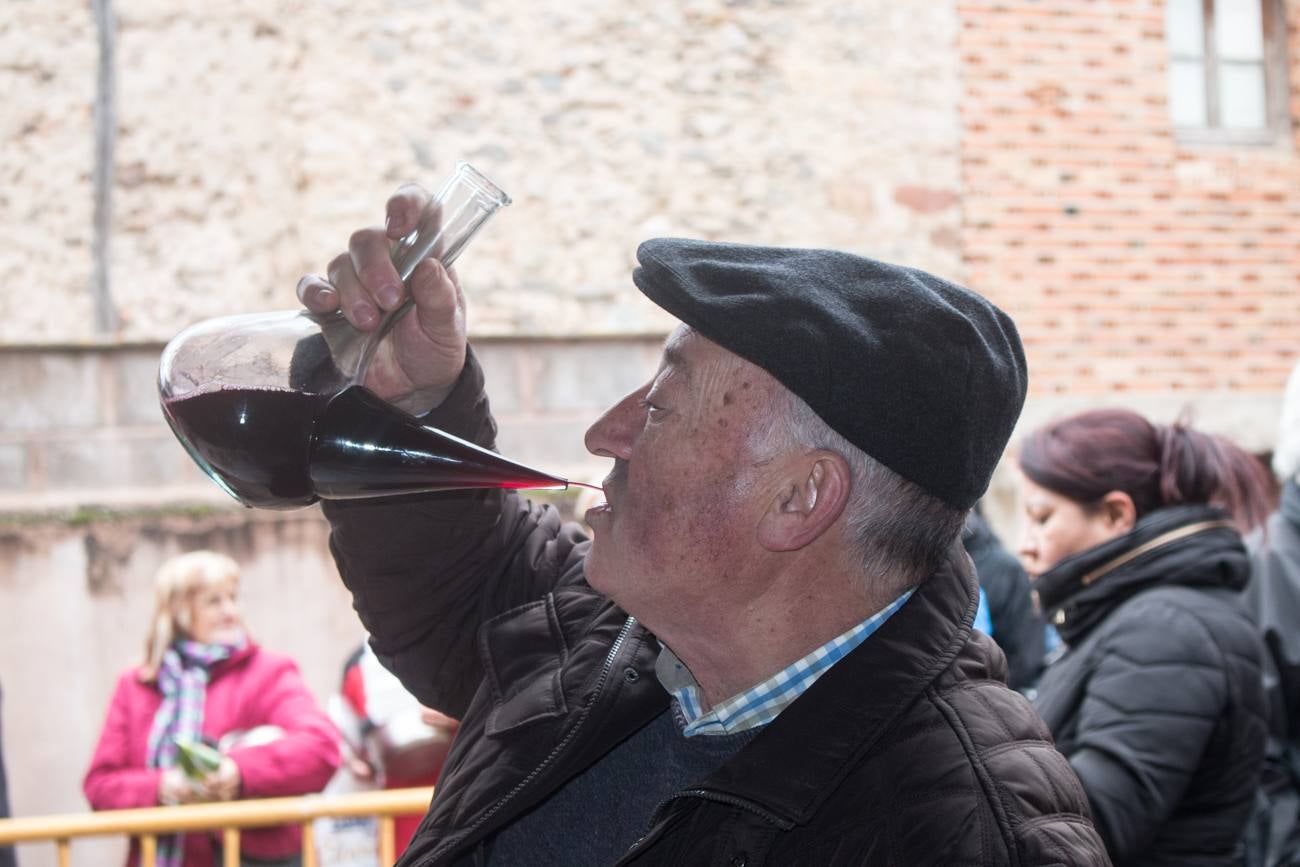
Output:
[602, 459, 629, 497]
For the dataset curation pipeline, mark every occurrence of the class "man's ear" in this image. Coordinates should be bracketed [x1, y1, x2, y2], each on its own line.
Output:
[1099, 490, 1137, 534]
[757, 452, 851, 552]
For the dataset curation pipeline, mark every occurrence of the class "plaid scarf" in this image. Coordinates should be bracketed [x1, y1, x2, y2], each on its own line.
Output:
[146, 637, 244, 867]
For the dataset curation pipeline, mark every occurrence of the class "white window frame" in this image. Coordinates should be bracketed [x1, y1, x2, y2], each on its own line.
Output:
[1169, 0, 1291, 146]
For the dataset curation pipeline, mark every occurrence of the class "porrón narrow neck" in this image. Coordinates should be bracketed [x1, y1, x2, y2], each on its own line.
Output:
[308, 385, 568, 499]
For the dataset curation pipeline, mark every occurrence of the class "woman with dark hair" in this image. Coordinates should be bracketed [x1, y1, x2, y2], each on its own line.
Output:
[1016, 408, 1272, 867]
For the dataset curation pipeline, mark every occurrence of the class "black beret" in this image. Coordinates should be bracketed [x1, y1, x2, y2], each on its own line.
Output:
[632, 238, 1027, 511]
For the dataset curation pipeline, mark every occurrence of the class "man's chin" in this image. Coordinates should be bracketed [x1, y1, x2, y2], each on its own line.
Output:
[583, 540, 631, 609]
[584, 539, 610, 593]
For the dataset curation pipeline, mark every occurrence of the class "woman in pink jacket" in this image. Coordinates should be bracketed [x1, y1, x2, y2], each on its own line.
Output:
[84, 551, 340, 867]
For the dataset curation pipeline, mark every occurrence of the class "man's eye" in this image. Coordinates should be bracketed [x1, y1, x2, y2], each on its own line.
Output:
[639, 398, 666, 416]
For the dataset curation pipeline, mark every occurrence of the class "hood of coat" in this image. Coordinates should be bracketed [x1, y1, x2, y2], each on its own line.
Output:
[1033, 503, 1248, 645]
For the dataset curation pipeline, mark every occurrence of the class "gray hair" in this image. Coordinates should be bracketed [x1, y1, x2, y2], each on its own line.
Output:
[760, 390, 967, 596]
[1276, 361, 1300, 483]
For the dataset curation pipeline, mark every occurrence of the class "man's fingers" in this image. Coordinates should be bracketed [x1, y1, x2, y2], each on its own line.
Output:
[408, 258, 461, 324]
[296, 274, 338, 313]
[327, 251, 380, 331]
[386, 184, 433, 240]
[349, 225, 406, 313]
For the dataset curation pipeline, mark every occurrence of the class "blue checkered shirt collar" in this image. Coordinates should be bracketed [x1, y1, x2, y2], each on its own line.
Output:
[655, 589, 914, 737]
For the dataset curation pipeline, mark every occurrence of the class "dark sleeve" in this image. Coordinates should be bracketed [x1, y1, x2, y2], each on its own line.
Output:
[1065, 598, 1232, 862]
[321, 347, 592, 720]
[965, 518, 1046, 691]
[288, 332, 344, 393]
[982, 555, 1046, 691]
[1245, 518, 1300, 742]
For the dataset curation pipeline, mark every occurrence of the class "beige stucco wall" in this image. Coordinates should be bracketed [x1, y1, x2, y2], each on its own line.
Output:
[1, 0, 964, 345]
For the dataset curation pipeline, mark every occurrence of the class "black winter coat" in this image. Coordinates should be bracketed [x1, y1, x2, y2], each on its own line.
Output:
[1244, 479, 1300, 865]
[963, 510, 1046, 690]
[1033, 504, 1268, 866]
[324, 351, 1109, 866]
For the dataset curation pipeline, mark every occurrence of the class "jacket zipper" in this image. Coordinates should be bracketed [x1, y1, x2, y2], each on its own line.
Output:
[617, 787, 794, 864]
[417, 614, 640, 866]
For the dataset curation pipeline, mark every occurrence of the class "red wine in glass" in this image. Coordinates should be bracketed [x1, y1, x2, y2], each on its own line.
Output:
[161, 385, 573, 510]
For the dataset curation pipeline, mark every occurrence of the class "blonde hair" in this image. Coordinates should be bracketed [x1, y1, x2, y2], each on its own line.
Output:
[140, 551, 241, 681]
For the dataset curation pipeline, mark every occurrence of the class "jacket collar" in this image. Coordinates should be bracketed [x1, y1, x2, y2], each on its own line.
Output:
[698, 540, 979, 825]
[1033, 504, 1246, 644]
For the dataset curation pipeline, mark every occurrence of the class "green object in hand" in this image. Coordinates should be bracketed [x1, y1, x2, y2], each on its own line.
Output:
[175, 738, 222, 781]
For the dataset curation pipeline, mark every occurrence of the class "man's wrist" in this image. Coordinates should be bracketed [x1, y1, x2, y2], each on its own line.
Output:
[392, 385, 455, 417]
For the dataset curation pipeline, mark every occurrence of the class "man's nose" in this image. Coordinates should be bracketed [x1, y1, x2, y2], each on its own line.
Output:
[584, 387, 647, 460]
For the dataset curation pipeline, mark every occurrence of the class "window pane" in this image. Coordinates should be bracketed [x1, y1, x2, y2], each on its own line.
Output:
[1215, 0, 1265, 60]
[1219, 62, 1268, 128]
[1166, 0, 1206, 56]
[1170, 59, 1209, 126]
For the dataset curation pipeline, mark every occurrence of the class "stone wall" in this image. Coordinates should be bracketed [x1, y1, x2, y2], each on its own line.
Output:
[1, 0, 964, 345]
[0, 2, 967, 844]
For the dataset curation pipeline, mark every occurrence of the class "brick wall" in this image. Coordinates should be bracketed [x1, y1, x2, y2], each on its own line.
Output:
[958, 0, 1300, 401]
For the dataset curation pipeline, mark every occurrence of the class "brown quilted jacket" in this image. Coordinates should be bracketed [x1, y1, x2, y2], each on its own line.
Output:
[323, 351, 1110, 867]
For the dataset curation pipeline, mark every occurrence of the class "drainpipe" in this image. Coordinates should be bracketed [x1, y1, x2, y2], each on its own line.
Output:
[91, 0, 118, 333]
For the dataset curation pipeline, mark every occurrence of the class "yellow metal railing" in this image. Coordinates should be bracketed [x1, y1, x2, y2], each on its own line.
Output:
[0, 786, 434, 867]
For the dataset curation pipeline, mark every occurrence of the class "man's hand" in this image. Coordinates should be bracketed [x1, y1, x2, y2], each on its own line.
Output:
[348, 755, 377, 781]
[296, 184, 469, 414]
[198, 756, 242, 802]
[419, 706, 460, 736]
